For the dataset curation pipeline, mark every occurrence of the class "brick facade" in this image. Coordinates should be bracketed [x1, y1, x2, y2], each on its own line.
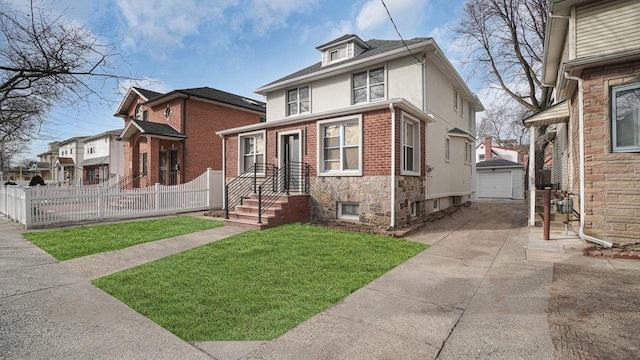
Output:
[121, 94, 263, 186]
[223, 107, 428, 228]
[570, 60, 640, 243]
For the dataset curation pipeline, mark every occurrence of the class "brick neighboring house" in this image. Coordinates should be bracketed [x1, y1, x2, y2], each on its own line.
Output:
[219, 34, 483, 229]
[524, 0, 640, 244]
[115, 87, 265, 187]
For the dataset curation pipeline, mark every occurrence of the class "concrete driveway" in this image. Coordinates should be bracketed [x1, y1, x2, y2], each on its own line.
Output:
[1, 201, 637, 359]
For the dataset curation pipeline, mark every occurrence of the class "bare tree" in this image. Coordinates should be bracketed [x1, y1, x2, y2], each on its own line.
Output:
[477, 104, 531, 146]
[0, 0, 128, 144]
[456, 0, 552, 173]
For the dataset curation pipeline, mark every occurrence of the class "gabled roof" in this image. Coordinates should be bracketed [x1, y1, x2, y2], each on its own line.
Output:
[316, 34, 368, 51]
[83, 129, 124, 142]
[118, 119, 186, 141]
[58, 136, 88, 146]
[79, 156, 110, 167]
[477, 158, 523, 168]
[143, 87, 266, 113]
[114, 87, 163, 117]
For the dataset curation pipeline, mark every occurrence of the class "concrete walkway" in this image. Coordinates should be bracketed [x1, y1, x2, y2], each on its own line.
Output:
[0, 216, 246, 360]
[2, 202, 638, 359]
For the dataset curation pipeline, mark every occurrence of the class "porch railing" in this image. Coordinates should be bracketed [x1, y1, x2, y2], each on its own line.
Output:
[224, 163, 276, 219]
[256, 161, 309, 224]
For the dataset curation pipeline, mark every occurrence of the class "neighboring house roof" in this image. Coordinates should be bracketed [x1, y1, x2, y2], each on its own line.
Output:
[80, 156, 110, 167]
[523, 100, 570, 128]
[143, 87, 266, 113]
[114, 87, 164, 117]
[83, 128, 124, 142]
[58, 136, 88, 146]
[477, 158, 523, 168]
[56, 157, 75, 165]
[118, 119, 186, 141]
[37, 149, 58, 157]
[29, 162, 50, 170]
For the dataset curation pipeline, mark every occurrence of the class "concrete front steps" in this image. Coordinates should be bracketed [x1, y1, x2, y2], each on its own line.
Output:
[224, 193, 310, 230]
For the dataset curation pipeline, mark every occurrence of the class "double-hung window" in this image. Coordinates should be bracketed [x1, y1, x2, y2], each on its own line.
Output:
[401, 114, 420, 175]
[318, 116, 362, 175]
[445, 138, 450, 161]
[353, 67, 385, 104]
[611, 82, 640, 152]
[239, 132, 265, 174]
[287, 86, 310, 116]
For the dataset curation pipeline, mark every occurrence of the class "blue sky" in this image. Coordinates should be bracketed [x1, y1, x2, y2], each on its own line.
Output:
[17, 0, 480, 161]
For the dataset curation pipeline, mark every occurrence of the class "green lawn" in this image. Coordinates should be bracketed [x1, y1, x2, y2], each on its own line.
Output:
[23, 217, 224, 261]
[93, 223, 428, 341]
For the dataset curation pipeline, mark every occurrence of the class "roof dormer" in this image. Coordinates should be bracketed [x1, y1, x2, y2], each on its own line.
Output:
[316, 34, 369, 67]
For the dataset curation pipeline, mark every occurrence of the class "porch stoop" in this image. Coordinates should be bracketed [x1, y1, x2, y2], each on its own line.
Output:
[224, 193, 310, 230]
[533, 190, 573, 229]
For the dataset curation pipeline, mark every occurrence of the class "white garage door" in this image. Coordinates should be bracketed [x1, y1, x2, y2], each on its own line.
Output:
[478, 171, 512, 198]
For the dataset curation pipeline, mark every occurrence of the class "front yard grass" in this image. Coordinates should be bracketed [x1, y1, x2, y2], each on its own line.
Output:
[92, 223, 428, 341]
[23, 216, 224, 261]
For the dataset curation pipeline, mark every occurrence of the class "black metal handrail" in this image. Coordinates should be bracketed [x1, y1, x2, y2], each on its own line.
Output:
[257, 161, 309, 224]
[225, 163, 276, 219]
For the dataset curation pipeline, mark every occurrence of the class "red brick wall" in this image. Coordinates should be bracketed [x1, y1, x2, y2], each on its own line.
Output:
[571, 60, 640, 243]
[121, 94, 263, 185]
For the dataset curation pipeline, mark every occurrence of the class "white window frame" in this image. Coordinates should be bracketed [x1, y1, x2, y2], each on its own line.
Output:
[468, 104, 474, 131]
[352, 67, 386, 104]
[286, 86, 310, 116]
[401, 113, 420, 176]
[479, 153, 485, 161]
[611, 82, 640, 153]
[445, 137, 450, 162]
[338, 202, 360, 220]
[238, 130, 266, 176]
[453, 89, 458, 111]
[460, 97, 464, 117]
[317, 115, 363, 176]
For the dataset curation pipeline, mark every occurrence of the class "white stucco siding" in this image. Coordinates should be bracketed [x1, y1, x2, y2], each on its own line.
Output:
[110, 137, 125, 177]
[265, 90, 286, 121]
[84, 136, 110, 160]
[576, 0, 640, 58]
[387, 57, 423, 109]
[311, 74, 351, 113]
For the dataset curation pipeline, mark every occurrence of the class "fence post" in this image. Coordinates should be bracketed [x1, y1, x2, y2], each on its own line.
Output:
[155, 183, 160, 214]
[206, 168, 212, 209]
[258, 185, 262, 224]
[97, 185, 104, 221]
[23, 187, 32, 229]
[253, 165, 257, 193]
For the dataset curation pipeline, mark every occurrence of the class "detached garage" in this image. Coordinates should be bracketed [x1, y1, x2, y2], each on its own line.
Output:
[476, 158, 524, 199]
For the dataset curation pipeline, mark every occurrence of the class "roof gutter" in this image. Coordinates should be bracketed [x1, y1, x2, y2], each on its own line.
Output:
[564, 72, 612, 248]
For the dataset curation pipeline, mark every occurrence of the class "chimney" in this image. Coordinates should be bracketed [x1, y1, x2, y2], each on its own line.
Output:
[485, 137, 492, 159]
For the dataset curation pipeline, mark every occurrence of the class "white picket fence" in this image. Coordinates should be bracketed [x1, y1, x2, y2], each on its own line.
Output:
[0, 169, 222, 229]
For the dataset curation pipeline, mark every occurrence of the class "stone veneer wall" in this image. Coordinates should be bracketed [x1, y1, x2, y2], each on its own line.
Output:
[570, 60, 640, 243]
[395, 176, 427, 227]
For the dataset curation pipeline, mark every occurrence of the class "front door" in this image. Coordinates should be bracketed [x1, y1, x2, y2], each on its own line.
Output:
[281, 133, 300, 192]
[169, 149, 178, 185]
[159, 151, 167, 185]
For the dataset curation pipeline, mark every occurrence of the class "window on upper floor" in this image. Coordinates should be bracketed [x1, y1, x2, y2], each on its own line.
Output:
[468, 105, 474, 130]
[445, 138, 450, 161]
[329, 46, 347, 63]
[239, 131, 265, 174]
[402, 114, 420, 175]
[353, 67, 385, 104]
[318, 116, 362, 175]
[287, 86, 310, 116]
[453, 89, 458, 111]
[460, 97, 464, 117]
[611, 82, 640, 153]
[479, 153, 485, 161]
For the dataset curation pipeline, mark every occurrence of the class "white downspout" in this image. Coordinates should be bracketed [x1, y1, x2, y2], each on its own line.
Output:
[564, 73, 612, 248]
[390, 103, 396, 229]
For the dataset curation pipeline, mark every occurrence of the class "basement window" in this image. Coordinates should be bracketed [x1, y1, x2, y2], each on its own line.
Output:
[338, 202, 359, 220]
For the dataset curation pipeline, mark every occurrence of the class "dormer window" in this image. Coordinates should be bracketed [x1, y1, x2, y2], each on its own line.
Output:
[329, 47, 347, 63]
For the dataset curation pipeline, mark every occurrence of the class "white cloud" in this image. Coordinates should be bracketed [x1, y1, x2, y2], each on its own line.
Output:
[115, 0, 233, 52]
[240, 0, 320, 37]
[355, 0, 429, 36]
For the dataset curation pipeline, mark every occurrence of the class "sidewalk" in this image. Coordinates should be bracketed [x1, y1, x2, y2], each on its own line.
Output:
[0, 215, 245, 360]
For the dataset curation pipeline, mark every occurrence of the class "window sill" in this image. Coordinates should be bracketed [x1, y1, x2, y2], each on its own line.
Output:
[318, 170, 362, 177]
[400, 170, 420, 176]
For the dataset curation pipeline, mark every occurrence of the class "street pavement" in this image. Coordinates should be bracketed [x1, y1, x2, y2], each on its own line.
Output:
[1, 202, 638, 359]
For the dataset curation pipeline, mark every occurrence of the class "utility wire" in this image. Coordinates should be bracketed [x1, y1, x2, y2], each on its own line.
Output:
[380, 0, 422, 63]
